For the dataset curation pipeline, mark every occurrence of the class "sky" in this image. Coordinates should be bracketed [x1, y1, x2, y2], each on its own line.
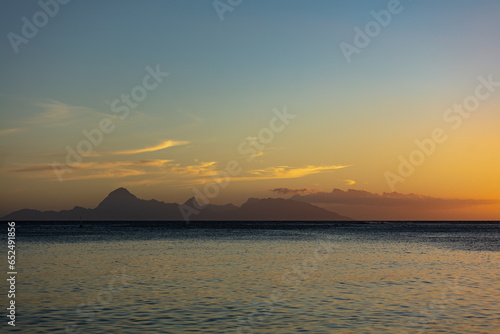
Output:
[1, 0, 500, 220]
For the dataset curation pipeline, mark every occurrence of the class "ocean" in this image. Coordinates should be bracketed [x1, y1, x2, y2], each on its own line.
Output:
[5, 221, 500, 333]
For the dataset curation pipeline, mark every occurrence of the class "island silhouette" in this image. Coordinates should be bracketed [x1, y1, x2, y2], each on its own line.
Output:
[3, 187, 352, 221]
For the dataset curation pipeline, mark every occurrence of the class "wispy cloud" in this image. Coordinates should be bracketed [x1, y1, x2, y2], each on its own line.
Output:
[36, 101, 72, 120]
[56, 168, 147, 181]
[247, 164, 349, 180]
[178, 109, 203, 124]
[170, 161, 218, 176]
[182, 164, 350, 184]
[7, 159, 172, 181]
[111, 140, 189, 155]
[0, 128, 25, 136]
[119, 178, 171, 187]
[27, 100, 117, 127]
[9, 159, 171, 173]
[345, 179, 356, 185]
[82, 160, 171, 169]
[6, 159, 221, 185]
[120, 161, 220, 187]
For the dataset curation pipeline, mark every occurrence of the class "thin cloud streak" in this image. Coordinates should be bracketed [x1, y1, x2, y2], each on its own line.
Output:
[27, 100, 119, 127]
[6, 159, 172, 182]
[6, 159, 220, 184]
[56, 169, 147, 181]
[9, 159, 171, 173]
[0, 128, 24, 136]
[248, 165, 350, 179]
[111, 140, 189, 155]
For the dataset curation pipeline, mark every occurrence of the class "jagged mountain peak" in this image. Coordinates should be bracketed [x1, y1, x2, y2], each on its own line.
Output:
[183, 197, 201, 207]
[107, 187, 136, 198]
[96, 187, 139, 210]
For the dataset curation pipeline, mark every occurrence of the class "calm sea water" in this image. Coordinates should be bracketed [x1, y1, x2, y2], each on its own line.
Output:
[3, 222, 500, 333]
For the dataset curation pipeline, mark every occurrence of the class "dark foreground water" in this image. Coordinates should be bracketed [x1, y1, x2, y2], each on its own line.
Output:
[2, 221, 500, 333]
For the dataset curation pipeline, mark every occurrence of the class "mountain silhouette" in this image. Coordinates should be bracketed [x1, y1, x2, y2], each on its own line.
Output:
[93, 187, 183, 220]
[3, 188, 352, 221]
[234, 198, 350, 221]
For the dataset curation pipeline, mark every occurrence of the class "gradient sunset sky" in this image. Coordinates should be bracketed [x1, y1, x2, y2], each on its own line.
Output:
[1, 0, 500, 220]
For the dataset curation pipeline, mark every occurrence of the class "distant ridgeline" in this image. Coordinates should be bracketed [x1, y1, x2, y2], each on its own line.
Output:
[3, 188, 352, 221]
